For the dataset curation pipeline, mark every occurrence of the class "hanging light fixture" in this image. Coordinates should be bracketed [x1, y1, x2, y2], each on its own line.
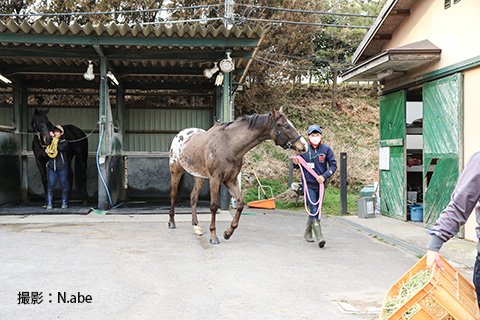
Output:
[219, 52, 235, 73]
[215, 73, 224, 86]
[0, 74, 12, 84]
[203, 62, 219, 79]
[106, 71, 119, 86]
[83, 60, 95, 81]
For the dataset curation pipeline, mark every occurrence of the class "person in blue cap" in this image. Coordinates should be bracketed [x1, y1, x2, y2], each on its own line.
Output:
[292, 124, 337, 248]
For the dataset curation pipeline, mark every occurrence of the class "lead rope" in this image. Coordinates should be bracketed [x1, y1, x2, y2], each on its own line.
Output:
[290, 155, 324, 218]
[45, 137, 59, 158]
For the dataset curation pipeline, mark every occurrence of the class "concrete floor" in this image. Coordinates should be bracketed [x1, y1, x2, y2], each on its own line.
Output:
[0, 208, 467, 320]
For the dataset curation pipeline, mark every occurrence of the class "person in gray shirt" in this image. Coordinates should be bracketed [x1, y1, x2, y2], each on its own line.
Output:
[427, 150, 480, 307]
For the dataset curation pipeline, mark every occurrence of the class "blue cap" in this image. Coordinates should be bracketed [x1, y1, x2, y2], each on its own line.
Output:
[308, 124, 322, 135]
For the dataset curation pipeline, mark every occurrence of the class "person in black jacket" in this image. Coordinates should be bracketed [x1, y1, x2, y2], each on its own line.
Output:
[292, 124, 337, 248]
[45, 125, 69, 209]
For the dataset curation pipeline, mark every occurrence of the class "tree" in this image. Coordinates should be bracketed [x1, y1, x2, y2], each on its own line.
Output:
[313, 0, 386, 108]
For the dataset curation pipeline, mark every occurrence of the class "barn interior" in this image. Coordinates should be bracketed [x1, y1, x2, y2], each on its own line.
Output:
[0, 19, 266, 214]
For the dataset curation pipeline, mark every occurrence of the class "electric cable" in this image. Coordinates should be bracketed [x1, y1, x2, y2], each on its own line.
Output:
[234, 4, 377, 19]
[244, 18, 371, 29]
[257, 51, 349, 65]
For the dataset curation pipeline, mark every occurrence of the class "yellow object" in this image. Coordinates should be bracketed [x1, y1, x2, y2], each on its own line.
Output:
[380, 255, 479, 320]
[46, 137, 59, 158]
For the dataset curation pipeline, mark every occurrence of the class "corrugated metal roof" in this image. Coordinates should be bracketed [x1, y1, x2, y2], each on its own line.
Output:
[0, 19, 266, 90]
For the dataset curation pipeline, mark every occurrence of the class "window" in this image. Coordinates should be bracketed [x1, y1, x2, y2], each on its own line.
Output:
[445, 0, 451, 9]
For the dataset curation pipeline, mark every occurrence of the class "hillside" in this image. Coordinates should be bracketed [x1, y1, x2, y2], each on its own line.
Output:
[236, 83, 380, 201]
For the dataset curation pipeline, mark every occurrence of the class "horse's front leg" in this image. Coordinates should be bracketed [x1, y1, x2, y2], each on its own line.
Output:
[34, 155, 48, 206]
[223, 179, 244, 240]
[190, 177, 204, 236]
[208, 179, 221, 244]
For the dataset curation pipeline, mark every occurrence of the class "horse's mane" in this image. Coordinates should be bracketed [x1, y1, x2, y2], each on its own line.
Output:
[218, 113, 272, 131]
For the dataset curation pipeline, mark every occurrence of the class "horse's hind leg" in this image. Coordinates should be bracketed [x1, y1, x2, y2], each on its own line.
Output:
[208, 178, 221, 244]
[169, 161, 185, 229]
[190, 177, 204, 236]
[223, 178, 244, 240]
[67, 153, 74, 199]
[75, 145, 89, 204]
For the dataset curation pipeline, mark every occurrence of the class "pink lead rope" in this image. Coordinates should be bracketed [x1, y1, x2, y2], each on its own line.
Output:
[290, 155, 324, 218]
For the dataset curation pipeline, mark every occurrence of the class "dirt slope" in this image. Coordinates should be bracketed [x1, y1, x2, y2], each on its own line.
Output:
[237, 84, 379, 195]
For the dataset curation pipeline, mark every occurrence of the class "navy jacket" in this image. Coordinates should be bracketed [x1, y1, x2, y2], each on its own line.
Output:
[47, 140, 69, 172]
[293, 143, 337, 190]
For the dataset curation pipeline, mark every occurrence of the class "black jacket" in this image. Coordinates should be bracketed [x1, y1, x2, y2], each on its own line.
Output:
[47, 140, 69, 171]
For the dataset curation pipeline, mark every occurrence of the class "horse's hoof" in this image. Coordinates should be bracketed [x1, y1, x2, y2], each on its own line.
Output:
[168, 222, 176, 229]
[223, 231, 231, 240]
[193, 226, 203, 236]
[210, 237, 220, 244]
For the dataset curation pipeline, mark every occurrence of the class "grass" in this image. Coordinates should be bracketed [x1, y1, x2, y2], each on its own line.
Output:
[243, 178, 360, 216]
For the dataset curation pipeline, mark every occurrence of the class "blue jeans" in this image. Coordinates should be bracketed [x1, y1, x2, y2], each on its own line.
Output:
[473, 252, 480, 308]
[48, 168, 68, 192]
[307, 187, 324, 220]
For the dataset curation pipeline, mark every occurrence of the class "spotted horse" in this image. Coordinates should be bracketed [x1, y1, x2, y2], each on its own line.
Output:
[168, 107, 308, 244]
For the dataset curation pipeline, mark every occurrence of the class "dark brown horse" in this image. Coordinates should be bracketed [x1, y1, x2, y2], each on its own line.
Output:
[31, 109, 88, 203]
[169, 107, 308, 244]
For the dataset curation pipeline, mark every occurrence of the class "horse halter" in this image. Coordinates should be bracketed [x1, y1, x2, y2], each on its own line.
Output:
[32, 122, 48, 147]
[272, 116, 302, 150]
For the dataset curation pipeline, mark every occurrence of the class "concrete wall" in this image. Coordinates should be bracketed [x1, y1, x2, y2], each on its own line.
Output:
[380, 0, 480, 241]
[0, 132, 21, 205]
[385, 0, 480, 78]
[461, 68, 480, 241]
[27, 155, 98, 201]
[125, 156, 210, 200]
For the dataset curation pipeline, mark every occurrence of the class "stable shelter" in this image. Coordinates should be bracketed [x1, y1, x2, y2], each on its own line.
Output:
[342, 0, 480, 241]
[0, 19, 266, 211]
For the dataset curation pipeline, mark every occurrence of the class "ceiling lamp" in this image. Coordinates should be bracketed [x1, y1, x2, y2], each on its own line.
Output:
[83, 61, 95, 81]
[106, 71, 119, 86]
[219, 52, 235, 73]
[215, 73, 224, 86]
[0, 74, 12, 84]
[203, 62, 219, 79]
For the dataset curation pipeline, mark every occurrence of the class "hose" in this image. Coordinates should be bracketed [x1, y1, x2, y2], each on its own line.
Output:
[96, 122, 113, 208]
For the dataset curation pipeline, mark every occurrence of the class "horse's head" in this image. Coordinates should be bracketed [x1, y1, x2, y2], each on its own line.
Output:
[271, 107, 308, 153]
[32, 108, 54, 146]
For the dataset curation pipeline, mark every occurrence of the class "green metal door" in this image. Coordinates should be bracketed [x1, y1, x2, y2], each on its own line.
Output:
[422, 74, 463, 228]
[379, 90, 406, 220]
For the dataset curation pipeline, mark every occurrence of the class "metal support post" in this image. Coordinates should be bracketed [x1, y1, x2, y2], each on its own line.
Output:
[340, 152, 348, 214]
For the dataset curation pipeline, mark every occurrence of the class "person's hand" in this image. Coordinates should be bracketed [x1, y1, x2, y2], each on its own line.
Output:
[316, 176, 325, 184]
[292, 158, 299, 165]
[426, 249, 444, 272]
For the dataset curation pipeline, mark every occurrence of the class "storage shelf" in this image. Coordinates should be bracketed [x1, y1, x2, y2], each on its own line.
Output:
[406, 127, 422, 135]
[407, 164, 436, 172]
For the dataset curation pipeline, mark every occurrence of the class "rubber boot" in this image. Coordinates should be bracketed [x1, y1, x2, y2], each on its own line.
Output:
[46, 191, 53, 210]
[312, 219, 326, 248]
[61, 192, 68, 209]
[303, 219, 314, 242]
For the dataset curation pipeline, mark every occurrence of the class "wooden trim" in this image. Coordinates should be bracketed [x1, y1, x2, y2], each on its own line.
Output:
[381, 55, 480, 95]
[380, 138, 404, 147]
